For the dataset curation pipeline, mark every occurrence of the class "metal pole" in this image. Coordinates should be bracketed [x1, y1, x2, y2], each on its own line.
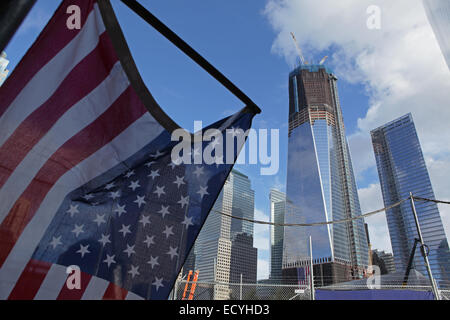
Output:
[0, 0, 37, 52]
[309, 236, 315, 300]
[240, 274, 243, 301]
[409, 193, 440, 300]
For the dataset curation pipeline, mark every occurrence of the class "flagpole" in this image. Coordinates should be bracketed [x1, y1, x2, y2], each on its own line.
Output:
[0, 0, 37, 52]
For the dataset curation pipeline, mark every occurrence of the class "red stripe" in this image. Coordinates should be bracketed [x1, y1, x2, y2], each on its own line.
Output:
[0, 0, 96, 118]
[0, 87, 147, 268]
[8, 259, 52, 300]
[0, 32, 118, 190]
[56, 270, 92, 300]
[102, 283, 128, 300]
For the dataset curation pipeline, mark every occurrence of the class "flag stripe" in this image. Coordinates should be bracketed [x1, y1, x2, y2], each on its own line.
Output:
[0, 87, 147, 268]
[81, 276, 110, 300]
[0, 32, 118, 190]
[126, 291, 145, 300]
[34, 264, 69, 300]
[7, 259, 52, 300]
[0, 0, 96, 118]
[0, 114, 163, 299]
[56, 270, 92, 300]
[102, 283, 128, 300]
[0, 4, 105, 148]
[0, 61, 129, 225]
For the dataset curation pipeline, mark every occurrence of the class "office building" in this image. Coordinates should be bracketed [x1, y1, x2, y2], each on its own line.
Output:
[283, 64, 369, 285]
[0, 52, 9, 86]
[423, 0, 450, 69]
[371, 113, 450, 287]
[269, 189, 286, 282]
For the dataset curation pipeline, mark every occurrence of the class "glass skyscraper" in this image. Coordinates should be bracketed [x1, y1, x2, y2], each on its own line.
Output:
[423, 0, 450, 70]
[187, 170, 256, 298]
[269, 189, 285, 281]
[0, 52, 9, 87]
[283, 65, 369, 284]
[371, 113, 450, 287]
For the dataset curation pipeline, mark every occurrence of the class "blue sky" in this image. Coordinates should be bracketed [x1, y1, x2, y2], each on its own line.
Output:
[5, 0, 450, 280]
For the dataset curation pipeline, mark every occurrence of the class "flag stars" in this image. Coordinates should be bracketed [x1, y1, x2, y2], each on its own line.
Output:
[104, 254, 116, 268]
[82, 194, 94, 201]
[166, 246, 178, 260]
[125, 170, 135, 178]
[128, 265, 140, 279]
[105, 182, 115, 190]
[181, 215, 194, 229]
[123, 244, 136, 258]
[193, 166, 205, 178]
[153, 186, 165, 198]
[66, 204, 79, 218]
[49, 236, 62, 249]
[145, 160, 155, 168]
[178, 195, 189, 209]
[151, 150, 164, 159]
[109, 190, 121, 200]
[162, 225, 174, 239]
[114, 204, 126, 217]
[152, 277, 164, 291]
[148, 169, 160, 180]
[147, 256, 159, 269]
[77, 244, 90, 258]
[139, 214, 151, 228]
[71, 224, 84, 238]
[158, 205, 170, 218]
[197, 186, 209, 199]
[143, 235, 155, 248]
[173, 176, 185, 188]
[118, 224, 131, 237]
[134, 195, 146, 208]
[93, 214, 106, 227]
[129, 180, 140, 191]
[98, 233, 111, 247]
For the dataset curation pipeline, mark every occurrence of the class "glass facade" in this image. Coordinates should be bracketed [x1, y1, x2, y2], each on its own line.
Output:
[283, 65, 369, 276]
[269, 189, 286, 281]
[371, 113, 450, 287]
[423, 0, 450, 70]
[187, 170, 256, 297]
[0, 52, 9, 87]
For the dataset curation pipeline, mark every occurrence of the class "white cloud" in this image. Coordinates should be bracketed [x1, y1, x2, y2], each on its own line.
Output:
[264, 0, 450, 245]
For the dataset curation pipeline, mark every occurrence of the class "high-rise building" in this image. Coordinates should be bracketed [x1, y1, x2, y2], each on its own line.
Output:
[371, 113, 450, 287]
[423, 0, 450, 70]
[0, 52, 9, 86]
[283, 64, 369, 285]
[269, 189, 286, 282]
[372, 249, 396, 274]
[188, 170, 257, 299]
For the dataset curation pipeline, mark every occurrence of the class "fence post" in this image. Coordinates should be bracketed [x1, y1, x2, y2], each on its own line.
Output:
[309, 236, 315, 300]
[409, 193, 440, 300]
[240, 274, 243, 300]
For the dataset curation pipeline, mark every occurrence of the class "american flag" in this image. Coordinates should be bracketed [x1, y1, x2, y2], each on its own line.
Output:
[0, 0, 257, 300]
[297, 266, 310, 287]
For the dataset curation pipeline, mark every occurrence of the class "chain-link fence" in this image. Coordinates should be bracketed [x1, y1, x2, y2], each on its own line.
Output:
[173, 278, 450, 300]
[173, 280, 311, 300]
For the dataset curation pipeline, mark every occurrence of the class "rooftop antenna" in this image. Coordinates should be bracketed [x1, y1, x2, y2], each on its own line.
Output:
[290, 32, 307, 65]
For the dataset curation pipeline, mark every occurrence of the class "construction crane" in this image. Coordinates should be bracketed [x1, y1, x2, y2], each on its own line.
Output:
[290, 32, 307, 65]
[319, 55, 328, 65]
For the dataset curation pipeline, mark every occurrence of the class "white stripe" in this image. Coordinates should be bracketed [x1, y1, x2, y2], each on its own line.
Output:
[0, 114, 164, 299]
[0, 4, 105, 148]
[81, 277, 109, 300]
[0, 61, 128, 224]
[126, 291, 144, 300]
[34, 264, 68, 300]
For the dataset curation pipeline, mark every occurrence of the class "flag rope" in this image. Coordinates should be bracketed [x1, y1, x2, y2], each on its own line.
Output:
[212, 195, 448, 227]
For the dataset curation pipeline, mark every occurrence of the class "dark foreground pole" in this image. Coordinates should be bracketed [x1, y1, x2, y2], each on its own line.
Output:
[0, 0, 37, 52]
[409, 192, 440, 300]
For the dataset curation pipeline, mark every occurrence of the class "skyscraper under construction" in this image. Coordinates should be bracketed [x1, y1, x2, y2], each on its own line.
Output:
[283, 64, 369, 285]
